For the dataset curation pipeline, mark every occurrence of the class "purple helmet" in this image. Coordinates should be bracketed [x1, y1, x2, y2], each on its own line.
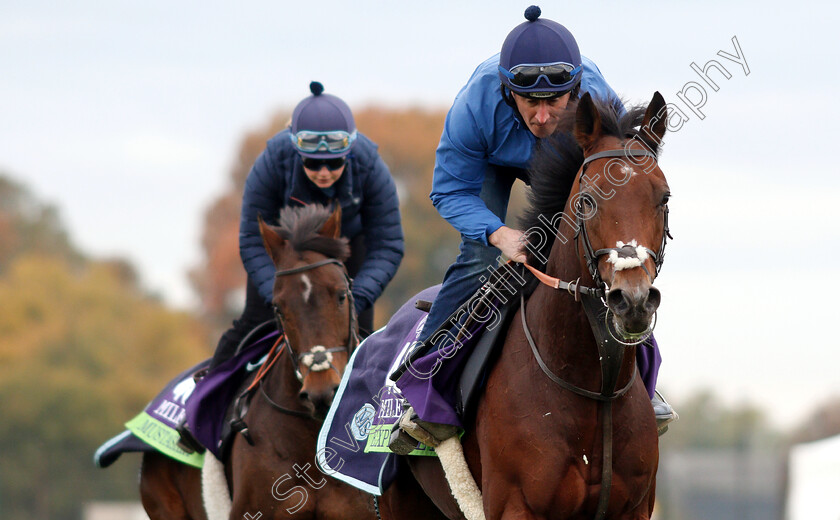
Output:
[290, 82, 357, 159]
[498, 6, 582, 98]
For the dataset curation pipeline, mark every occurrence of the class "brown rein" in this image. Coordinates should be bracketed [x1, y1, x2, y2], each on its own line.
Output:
[244, 334, 287, 394]
[522, 262, 601, 301]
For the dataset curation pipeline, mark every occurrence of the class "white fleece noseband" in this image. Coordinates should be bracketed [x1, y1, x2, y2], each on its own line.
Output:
[605, 240, 650, 271]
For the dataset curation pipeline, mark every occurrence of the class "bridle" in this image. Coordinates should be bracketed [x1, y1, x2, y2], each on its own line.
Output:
[573, 148, 671, 295]
[237, 257, 359, 425]
[523, 146, 671, 299]
[272, 257, 359, 383]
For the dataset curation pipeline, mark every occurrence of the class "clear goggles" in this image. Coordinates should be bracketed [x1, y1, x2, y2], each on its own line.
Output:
[291, 130, 357, 154]
[499, 61, 582, 89]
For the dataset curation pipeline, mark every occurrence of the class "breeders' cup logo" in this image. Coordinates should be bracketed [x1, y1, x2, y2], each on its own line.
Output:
[171, 377, 196, 405]
[350, 403, 376, 441]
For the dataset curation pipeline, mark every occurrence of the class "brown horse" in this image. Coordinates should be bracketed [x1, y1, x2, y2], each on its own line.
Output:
[140, 205, 377, 520]
[379, 92, 670, 520]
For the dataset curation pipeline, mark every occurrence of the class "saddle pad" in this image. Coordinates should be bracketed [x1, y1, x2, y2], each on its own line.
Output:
[94, 429, 155, 468]
[317, 286, 440, 495]
[122, 360, 210, 468]
[185, 331, 278, 458]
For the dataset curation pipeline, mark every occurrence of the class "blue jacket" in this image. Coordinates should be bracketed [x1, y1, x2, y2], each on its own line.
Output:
[430, 54, 624, 244]
[239, 130, 404, 314]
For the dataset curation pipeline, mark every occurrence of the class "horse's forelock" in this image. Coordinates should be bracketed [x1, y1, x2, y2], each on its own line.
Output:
[277, 205, 350, 261]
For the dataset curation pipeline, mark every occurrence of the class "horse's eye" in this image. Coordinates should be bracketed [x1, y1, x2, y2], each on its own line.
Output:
[660, 193, 670, 206]
[575, 193, 597, 218]
[273, 304, 284, 318]
[338, 291, 348, 305]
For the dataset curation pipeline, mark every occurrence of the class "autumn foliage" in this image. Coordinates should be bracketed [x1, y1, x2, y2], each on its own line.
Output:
[0, 176, 210, 519]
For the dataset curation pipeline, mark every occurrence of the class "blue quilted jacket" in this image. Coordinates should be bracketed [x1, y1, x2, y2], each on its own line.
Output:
[239, 130, 404, 314]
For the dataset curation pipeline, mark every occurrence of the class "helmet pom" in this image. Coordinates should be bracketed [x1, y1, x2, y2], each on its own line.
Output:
[309, 81, 324, 96]
[524, 5, 541, 22]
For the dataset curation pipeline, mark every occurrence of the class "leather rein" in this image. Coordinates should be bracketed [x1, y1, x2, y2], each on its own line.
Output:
[519, 147, 668, 520]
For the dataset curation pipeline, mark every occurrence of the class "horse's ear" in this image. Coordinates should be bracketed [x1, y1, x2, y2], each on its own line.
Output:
[319, 205, 342, 239]
[259, 215, 286, 267]
[641, 91, 667, 146]
[574, 92, 602, 151]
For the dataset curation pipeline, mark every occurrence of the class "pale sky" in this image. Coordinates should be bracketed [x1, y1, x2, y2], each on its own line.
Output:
[2, 1, 838, 429]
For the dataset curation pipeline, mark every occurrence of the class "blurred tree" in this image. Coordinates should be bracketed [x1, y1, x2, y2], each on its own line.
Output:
[354, 107, 461, 322]
[189, 107, 461, 333]
[0, 174, 83, 271]
[0, 255, 210, 520]
[0, 174, 210, 520]
[659, 390, 781, 451]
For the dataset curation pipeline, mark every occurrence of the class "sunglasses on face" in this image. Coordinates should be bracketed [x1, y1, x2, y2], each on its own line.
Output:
[302, 157, 346, 171]
[499, 61, 582, 89]
[291, 130, 357, 154]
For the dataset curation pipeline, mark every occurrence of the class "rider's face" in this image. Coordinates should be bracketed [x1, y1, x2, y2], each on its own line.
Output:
[303, 162, 346, 189]
[512, 92, 572, 139]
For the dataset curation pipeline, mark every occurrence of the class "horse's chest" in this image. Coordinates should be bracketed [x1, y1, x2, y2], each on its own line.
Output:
[478, 414, 655, 516]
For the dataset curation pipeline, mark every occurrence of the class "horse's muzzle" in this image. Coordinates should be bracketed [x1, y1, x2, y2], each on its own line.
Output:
[299, 386, 339, 419]
[606, 285, 661, 335]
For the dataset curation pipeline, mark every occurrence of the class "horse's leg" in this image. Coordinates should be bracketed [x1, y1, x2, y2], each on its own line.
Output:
[379, 457, 454, 520]
[139, 452, 179, 520]
[140, 451, 206, 520]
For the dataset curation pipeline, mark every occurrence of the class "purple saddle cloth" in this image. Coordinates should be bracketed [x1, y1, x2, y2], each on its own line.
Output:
[96, 360, 210, 468]
[185, 330, 279, 458]
[316, 286, 440, 495]
[96, 331, 281, 467]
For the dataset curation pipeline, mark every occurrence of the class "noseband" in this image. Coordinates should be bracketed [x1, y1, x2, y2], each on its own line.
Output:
[273, 258, 359, 383]
[574, 148, 672, 292]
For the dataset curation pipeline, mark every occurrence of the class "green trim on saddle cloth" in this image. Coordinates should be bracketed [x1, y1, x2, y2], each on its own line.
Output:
[126, 412, 205, 468]
[365, 423, 438, 456]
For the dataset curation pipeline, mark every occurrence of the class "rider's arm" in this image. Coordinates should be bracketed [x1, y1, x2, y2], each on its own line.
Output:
[429, 95, 505, 246]
[352, 152, 405, 315]
[239, 136, 289, 305]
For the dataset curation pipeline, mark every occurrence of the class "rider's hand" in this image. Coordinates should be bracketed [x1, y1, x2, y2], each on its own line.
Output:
[488, 226, 527, 263]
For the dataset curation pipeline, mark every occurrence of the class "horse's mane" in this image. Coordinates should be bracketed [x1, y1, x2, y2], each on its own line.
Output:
[276, 205, 350, 261]
[519, 96, 664, 265]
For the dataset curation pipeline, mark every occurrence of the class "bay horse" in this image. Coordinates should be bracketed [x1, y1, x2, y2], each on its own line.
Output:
[379, 92, 670, 520]
[140, 205, 377, 520]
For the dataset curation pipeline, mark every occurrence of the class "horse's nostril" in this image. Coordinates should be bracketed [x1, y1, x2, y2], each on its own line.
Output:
[298, 391, 309, 402]
[607, 289, 629, 314]
[647, 287, 661, 312]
